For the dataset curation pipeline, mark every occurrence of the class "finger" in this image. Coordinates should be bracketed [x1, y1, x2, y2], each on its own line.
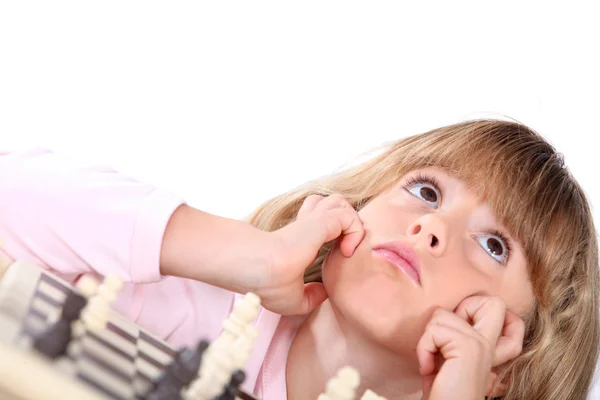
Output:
[297, 195, 325, 216]
[421, 373, 436, 400]
[315, 193, 352, 211]
[454, 296, 506, 347]
[428, 308, 478, 337]
[493, 310, 525, 366]
[297, 282, 328, 315]
[417, 324, 467, 376]
[326, 208, 365, 257]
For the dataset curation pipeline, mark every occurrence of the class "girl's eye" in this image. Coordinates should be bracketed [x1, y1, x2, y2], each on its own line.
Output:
[474, 233, 511, 265]
[405, 176, 441, 208]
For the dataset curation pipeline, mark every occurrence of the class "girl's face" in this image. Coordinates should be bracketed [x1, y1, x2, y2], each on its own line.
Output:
[321, 166, 535, 359]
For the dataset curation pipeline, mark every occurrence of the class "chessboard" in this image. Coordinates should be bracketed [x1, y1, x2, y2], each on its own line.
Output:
[0, 260, 261, 400]
[0, 260, 390, 400]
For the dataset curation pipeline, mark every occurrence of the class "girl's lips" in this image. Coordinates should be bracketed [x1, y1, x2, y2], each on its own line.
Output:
[372, 242, 421, 285]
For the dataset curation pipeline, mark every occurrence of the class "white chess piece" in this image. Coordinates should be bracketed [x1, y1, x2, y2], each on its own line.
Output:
[317, 366, 360, 400]
[76, 275, 100, 298]
[184, 342, 236, 400]
[184, 292, 261, 399]
[199, 292, 261, 374]
[71, 275, 100, 338]
[214, 292, 260, 348]
[230, 323, 258, 370]
[360, 389, 388, 400]
[96, 273, 123, 303]
[78, 273, 122, 333]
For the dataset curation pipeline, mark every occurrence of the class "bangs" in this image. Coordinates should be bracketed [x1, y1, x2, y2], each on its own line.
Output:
[388, 120, 582, 302]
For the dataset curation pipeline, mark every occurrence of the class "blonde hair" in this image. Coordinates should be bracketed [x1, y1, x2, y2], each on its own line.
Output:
[246, 119, 600, 399]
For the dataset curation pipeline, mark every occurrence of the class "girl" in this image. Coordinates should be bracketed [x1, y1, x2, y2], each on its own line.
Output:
[0, 119, 597, 399]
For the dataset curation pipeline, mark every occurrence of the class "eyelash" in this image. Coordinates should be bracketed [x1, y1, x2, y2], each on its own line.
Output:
[403, 173, 513, 266]
[405, 174, 443, 197]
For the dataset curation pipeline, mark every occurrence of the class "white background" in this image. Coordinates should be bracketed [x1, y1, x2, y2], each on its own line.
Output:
[1, 1, 599, 396]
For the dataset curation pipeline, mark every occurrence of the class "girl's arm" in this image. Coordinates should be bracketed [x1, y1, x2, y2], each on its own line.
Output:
[0, 148, 183, 283]
[1, 149, 365, 317]
[160, 193, 366, 316]
[159, 203, 275, 292]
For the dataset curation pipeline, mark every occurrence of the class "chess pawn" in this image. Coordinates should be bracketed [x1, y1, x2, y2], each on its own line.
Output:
[78, 273, 123, 333]
[97, 273, 123, 303]
[170, 340, 210, 388]
[360, 390, 388, 400]
[71, 275, 100, 338]
[32, 290, 87, 358]
[185, 344, 236, 400]
[230, 324, 258, 370]
[214, 292, 260, 349]
[318, 366, 360, 400]
[145, 340, 210, 400]
[212, 369, 246, 400]
[76, 275, 100, 298]
[79, 296, 111, 331]
[198, 292, 260, 389]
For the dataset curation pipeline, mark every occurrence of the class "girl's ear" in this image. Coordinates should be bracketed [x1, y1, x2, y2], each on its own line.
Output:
[485, 370, 509, 398]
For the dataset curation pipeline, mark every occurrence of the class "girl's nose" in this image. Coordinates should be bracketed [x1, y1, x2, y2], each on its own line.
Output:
[407, 214, 448, 258]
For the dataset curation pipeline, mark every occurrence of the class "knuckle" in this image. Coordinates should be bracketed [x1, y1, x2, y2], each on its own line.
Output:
[327, 193, 347, 203]
[298, 195, 322, 213]
[305, 194, 324, 202]
[427, 308, 448, 327]
[433, 308, 446, 318]
[488, 295, 506, 307]
[337, 206, 359, 221]
[429, 308, 443, 320]
[345, 207, 362, 222]
[325, 216, 339, 232]
[424, 319, 438, 332]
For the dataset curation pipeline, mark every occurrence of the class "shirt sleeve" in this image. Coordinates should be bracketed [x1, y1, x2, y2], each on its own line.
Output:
[0, 148, 185, 283]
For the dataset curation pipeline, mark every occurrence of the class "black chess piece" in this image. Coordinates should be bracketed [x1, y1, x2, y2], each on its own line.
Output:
[144, 339, 209, 400]
[32, 290, 87, 358]
[213, 369, 246, 400]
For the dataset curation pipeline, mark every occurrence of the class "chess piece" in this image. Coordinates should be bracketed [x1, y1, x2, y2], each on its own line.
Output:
[318, 366, 360, 400]
[212, 369, 246, 400]
[78, 273, 122, 332]
[70, 275, 99, 340]
[32, 290, 87, 358]
[185, 293, 259, 399]
[184, 341, 236, 400]
[96, 273, 123, 303]
[230, 324, 258, 370]
[360, 389, 388, 400]
[145, 340, 209, 400]
[76, 274, 100, 298]
[213, 292, 260, 349]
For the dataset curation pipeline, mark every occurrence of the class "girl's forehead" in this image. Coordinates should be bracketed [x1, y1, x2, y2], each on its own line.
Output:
[399, 165, 482, 192]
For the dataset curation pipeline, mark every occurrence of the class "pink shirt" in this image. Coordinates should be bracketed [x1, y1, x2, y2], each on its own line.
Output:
[0, 148, 296, 398]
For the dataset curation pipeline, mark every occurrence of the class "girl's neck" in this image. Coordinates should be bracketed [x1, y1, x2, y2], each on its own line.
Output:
[285, 300, 423, 400]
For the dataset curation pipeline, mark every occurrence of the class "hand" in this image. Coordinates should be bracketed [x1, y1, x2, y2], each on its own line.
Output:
[259, 194, 365, 316]
[417, 296, 525, 400]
